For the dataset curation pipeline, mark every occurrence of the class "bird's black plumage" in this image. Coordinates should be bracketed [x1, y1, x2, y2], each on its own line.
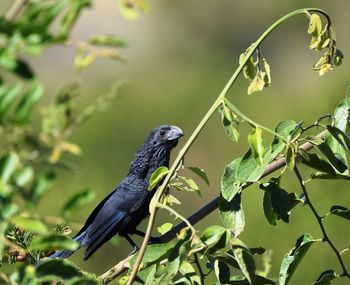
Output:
[50, 125, 183, 260]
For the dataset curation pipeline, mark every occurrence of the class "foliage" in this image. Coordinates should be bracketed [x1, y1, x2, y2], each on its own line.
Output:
[0, 2, 349, 285]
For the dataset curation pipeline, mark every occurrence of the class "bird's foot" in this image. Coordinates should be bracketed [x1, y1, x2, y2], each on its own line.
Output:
[129, 245, 139, 256]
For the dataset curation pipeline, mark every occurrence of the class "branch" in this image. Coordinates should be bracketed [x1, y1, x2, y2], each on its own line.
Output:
[5, 0, 28, 21]
[294, 166, 350, 279]
[100, 131, 325, 283]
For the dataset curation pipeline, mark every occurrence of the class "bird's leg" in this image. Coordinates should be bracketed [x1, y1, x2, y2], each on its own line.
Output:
[133, 229, 162, 244]
[124, 234, 139, 255]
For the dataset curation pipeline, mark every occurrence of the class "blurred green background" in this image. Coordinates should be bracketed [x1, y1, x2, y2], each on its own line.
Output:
[1, 0, 350, 284]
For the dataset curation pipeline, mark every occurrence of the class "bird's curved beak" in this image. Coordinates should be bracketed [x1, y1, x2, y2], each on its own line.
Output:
[167, 126, 184, 140]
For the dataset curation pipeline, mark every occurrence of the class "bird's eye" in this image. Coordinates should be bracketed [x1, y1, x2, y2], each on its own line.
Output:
[159, 130, 166, 136]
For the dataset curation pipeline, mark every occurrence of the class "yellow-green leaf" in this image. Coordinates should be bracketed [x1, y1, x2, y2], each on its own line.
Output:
[148, 166, 169, 190]
[157, 223, 173, 235]
[248, 127, 265, 165]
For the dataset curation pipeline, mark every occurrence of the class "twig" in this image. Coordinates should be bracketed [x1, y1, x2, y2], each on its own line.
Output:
[5, 0, 28, 21]
[294, 166, 350, 279]
[156, 202, 196, 241]
[194, 253, 205, 285]
[100, 131, 326, 283]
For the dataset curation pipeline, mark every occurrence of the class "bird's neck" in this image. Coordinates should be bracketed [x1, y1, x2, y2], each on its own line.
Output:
[128, 145, 170, 180]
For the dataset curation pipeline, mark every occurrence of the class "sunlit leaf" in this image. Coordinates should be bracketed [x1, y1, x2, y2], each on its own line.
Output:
[231, 238, 256, 285]
[187, 166, 210, 186]
[157, 223, 173, 235]
[31, 234, 79, 251]
[271, 120, 299, 155]
[219, 193, 245, 237]
[36, 259, 83, 281]
[201, 225, 230, 255]
[30, 172, 56, 203]
[285, 144, 296, 171]
[11, 216, 48, 235]
[248, 127, 265, 165]
[0, 152, 20, 184]
[179, 261, 201, 285]
[12, 166, 34, 188]
[13, 82, 43, 122]
[148, 166, 169, 190]
[308, 14, 322, 36]
[61, 188, 95, 218]
[313, 270, 337, 285]
[279, 234, 316, 285]
[0, 84, 22, 118]
[260, 179, 290, 223]
[301, 152, 336, 175]
[219, 102, 240, 143]
[328, 205, 350, 220]
[88, 34, 128, 47]
[214, 259, 231, 284]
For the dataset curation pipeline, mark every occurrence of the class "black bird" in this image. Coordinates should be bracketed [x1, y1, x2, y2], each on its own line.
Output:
[50, 125, 183, 260]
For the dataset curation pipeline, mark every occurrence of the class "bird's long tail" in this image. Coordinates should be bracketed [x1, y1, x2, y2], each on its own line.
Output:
[49, 232, 85, 259]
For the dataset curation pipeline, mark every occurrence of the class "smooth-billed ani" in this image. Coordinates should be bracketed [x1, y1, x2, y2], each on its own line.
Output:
[50, 125, 183, 260]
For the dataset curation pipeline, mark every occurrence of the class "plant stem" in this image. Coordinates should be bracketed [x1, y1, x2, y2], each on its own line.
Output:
[294, 166, 350, 279]
[5, 0, 28, 21]
[223, 98, 287, 142]
[126, 8, 331, 284]
[194, 253, 205, 285]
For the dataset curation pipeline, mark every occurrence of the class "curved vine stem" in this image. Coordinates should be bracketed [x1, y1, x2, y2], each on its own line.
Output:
[294, 166, 350, 279]
[126, 8, 334, 284]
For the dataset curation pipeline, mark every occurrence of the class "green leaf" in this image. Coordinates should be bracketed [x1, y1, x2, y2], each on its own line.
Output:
[248, 127, 265, 165]
[219, 193, 245, 237]
[285, 144, 295, 170]
[157, 223, 173, 235]
[0, 151, 20, 184]
[219, 103, 240, 143]
[179, 260, 201, 285]
[36, 259, 83, 281]
[326, 125, 350, 152]
[310, 172, 350, 180]
[11, 216, 48, 235]
[228, 275, 275, 285]
[247, 71, 266, 95]
[279, 233, 316, 285]
[88, 34, 127, 47]
[231, 239, 256, 285]
[328, 205, 350, 220]
[260, 180, 290, 223]
[172, 176, 201, 197]
[148, 166, 169, 190]
[313, 270, 337, 285]
[31, 234, 79, 251]
[263, 189, 277, 226]
[1, 203, 18, 220]
[12, 166, 34, 188]
[30, 171, 56, 203]
[187, 166, 210, 186]
[271, 120, 299, 155]
[61, 188, 95, 218]
[221, 158, 241, 202]
[315, 141, 347, 174]
[0, 84, 22, 118]
[301, 153, 336, 175]
[131, 242, 175, 266]
[308, 14, 322, 36]
[240, 45, 257, 81]
[13, 83, 44, 122]
[201, 225, 230, 255]
[214, 259, 231, 284]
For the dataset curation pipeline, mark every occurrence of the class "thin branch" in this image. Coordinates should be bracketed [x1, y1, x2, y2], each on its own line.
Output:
[100, 131, 326, 283]
[5, 0, 28, 21]
[294, 166, 350, 279]
[194, 253, 205, 285]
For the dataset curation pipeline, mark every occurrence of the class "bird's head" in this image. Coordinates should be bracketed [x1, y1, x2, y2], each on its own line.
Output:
[148, 125, 184, 149]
